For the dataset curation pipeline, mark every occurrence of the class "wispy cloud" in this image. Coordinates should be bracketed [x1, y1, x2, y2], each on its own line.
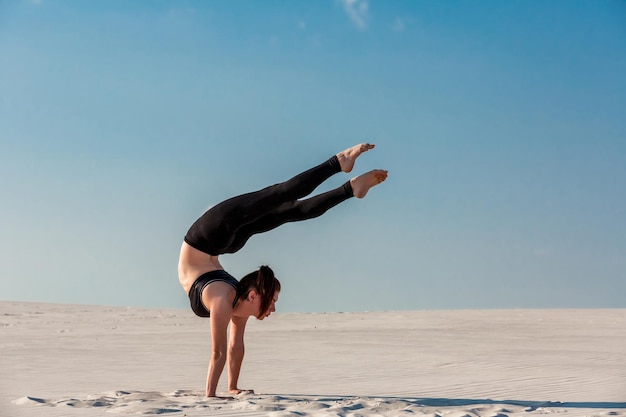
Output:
[392, 17, 406, 33]
[167, 6, 196, 18]
[339, 0, 369, 30]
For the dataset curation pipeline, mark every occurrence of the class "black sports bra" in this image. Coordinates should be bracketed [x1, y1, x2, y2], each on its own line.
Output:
[188, 270, 240, 317]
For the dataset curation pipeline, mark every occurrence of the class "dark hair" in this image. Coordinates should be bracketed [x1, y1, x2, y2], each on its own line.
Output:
[239, 265, 281, 318]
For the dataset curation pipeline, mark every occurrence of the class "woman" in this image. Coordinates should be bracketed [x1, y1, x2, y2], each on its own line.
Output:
[178, 143, 387, 397]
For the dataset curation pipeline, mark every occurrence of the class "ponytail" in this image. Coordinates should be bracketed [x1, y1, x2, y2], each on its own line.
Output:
[239, 265, 281, 318]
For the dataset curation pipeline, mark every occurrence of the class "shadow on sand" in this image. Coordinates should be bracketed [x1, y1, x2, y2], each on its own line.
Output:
[405, 397, 626, 410]
[275, 395, 626, 411]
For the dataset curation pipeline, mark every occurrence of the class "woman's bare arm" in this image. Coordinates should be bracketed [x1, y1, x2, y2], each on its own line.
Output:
[228, 315, 251, 394]
[206, 299, 232, 397]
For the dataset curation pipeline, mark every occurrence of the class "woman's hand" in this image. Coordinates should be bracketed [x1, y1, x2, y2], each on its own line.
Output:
[206, 394, 235, 400]
[228, 388, 255, 395]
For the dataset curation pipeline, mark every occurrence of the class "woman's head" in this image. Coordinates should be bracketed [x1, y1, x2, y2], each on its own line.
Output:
[239, 265, 281, 319]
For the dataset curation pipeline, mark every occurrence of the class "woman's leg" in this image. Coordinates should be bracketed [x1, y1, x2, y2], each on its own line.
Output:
[225, 168, 388, 252]
[184, 144, 377, 255]
[224, 182, 354, 253]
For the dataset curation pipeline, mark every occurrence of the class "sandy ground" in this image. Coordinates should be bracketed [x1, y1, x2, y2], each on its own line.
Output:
[1, 301, 624, 417]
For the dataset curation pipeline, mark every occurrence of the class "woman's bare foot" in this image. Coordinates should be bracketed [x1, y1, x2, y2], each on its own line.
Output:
[337, 143, 375, 173]
[350, 169, 388, 198]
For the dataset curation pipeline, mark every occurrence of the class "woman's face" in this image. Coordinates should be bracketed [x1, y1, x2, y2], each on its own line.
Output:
[259, 290, 279, 320]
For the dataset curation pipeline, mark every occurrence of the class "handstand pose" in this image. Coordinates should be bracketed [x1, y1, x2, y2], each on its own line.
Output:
[178, 143, 387, 398]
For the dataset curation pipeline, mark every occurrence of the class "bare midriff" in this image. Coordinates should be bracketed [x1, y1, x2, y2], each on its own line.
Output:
[178, 242, 224, 294]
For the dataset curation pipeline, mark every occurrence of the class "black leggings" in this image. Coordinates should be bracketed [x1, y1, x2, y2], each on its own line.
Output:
[184, 155, 354, 256]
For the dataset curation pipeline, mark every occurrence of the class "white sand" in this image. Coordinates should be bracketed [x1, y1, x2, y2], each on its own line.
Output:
[1, 302, 624, 417]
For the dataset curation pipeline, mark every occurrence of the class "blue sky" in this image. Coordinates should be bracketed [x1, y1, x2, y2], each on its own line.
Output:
[1, 0, 625, 313]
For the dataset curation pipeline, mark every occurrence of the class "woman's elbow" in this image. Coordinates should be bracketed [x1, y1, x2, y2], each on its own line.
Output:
[228, 343, 244, 356]
[211, 348, 227, 362]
